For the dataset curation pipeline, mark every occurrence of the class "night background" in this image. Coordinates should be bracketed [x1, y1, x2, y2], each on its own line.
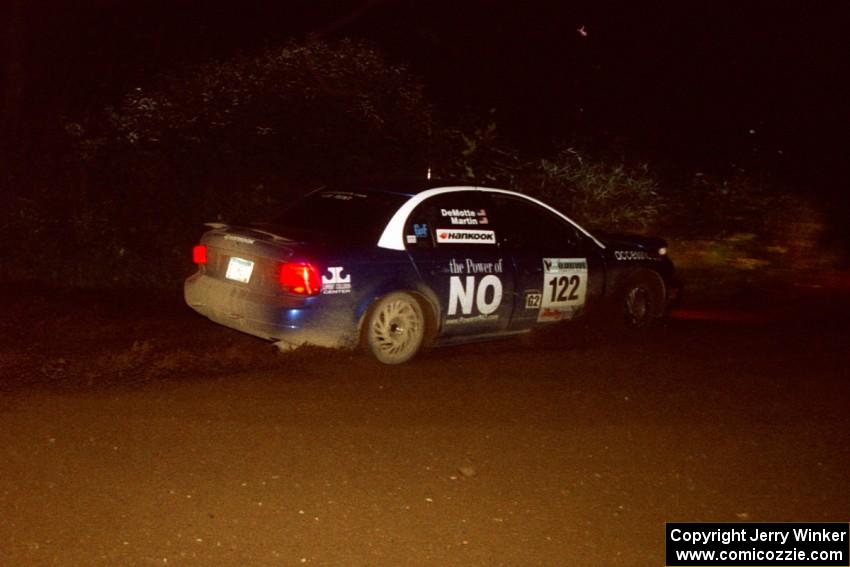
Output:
[5, 1, 850, 163]
[2, 3, 850, 566]
[3, 1, 850, 286]
[6, 1, 850, 166]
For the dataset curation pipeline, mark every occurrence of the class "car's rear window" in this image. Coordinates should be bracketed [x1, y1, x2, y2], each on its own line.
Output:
[272, 190, 408, 243]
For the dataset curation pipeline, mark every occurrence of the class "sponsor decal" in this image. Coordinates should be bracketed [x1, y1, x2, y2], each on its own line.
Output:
[223, 234, 255, 244]
[444, 313, 499, 325]
[413, 223, 429, 238]
[406, 234, 417, 244]
[538, 308, 567, 322]
[525, 292, 542, 309]
[543, 258, 587, 272]
[446, 257, 504, 324]
[448, 257, 504, 275]
[448, 275, 502, 321]
[321, 266, 352, 295]
[436, 229, 496, 244]
[539, 257, 588, 322]
[440, 208, 490, 225]
[614, 250, 651, 261]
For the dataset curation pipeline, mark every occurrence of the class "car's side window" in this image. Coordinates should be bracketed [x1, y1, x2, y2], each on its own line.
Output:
[491, 194, 581, 249]
[404, 193, 496, 249]
[403, 204, 436, 249]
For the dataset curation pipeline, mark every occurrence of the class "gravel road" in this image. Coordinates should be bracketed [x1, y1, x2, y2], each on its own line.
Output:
[1, 280, 848, 566]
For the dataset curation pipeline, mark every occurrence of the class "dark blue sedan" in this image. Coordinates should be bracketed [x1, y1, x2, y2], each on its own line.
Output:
[185, 183, 679, 363]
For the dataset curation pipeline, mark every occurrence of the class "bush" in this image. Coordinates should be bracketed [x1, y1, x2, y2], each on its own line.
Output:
[442, 124, 664, 231]
[5, 39, 437, 288]
[669, 172, 835, 272]
[524, 148, 663, 231]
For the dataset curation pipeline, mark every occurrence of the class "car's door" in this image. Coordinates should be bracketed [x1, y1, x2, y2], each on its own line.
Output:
[403, 191, 515, 337]
[490, 193, 604, 330]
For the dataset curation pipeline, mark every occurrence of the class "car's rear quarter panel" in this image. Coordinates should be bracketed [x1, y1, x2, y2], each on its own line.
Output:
[186, 234, 427, 350]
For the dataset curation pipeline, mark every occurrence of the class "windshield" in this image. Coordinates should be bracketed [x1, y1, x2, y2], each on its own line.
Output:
[272, 189, 409, 244]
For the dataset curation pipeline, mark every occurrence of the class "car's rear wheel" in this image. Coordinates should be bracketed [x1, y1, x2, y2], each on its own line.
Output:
[365, 292, 426, 364]
[620, 271, 665, 327]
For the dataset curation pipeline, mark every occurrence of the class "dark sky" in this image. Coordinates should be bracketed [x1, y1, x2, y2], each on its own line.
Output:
[5, 1, 849, 183]
[356, 1, 849, 182]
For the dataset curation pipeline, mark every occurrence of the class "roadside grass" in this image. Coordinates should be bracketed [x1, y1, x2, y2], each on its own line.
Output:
[661, 175, 843, 302]
[455, 145, 845, 301]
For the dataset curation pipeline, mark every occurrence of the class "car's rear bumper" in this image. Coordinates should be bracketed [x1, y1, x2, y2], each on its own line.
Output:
[184, 273, 358, 349]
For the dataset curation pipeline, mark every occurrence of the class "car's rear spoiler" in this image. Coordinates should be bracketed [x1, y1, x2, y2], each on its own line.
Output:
[203, 222, 293, 243]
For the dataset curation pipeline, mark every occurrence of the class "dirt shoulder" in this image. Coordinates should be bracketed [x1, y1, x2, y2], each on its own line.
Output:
[0, 283, 292, 393]
[3, 259, 850, 394]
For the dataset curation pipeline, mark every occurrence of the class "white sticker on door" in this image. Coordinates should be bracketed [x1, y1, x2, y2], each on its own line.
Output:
[538, 258, 588, 322]
[436, 229, 496, 244]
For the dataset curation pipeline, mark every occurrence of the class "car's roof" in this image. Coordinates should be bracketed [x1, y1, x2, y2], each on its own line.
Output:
[330, 177, 494, 197]
[374, 185, 605, 251]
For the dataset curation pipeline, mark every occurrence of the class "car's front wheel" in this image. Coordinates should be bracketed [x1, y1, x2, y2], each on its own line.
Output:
[364, 292, 426, 364]
[620, 271, 666, 327]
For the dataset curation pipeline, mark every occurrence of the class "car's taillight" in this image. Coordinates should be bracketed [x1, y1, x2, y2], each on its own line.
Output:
[279, 262, 320, 295]
[193, 244, 207, 265]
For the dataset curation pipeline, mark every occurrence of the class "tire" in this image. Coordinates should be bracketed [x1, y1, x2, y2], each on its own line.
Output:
[364, 292, 426, 364]
[619, 271, 665, 327]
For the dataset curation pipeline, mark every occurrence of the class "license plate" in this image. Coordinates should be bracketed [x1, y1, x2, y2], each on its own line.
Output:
[225, 256, 254, 283]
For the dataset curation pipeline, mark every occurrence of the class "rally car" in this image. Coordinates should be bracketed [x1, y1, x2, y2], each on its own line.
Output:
[185, 182, 680, 364]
